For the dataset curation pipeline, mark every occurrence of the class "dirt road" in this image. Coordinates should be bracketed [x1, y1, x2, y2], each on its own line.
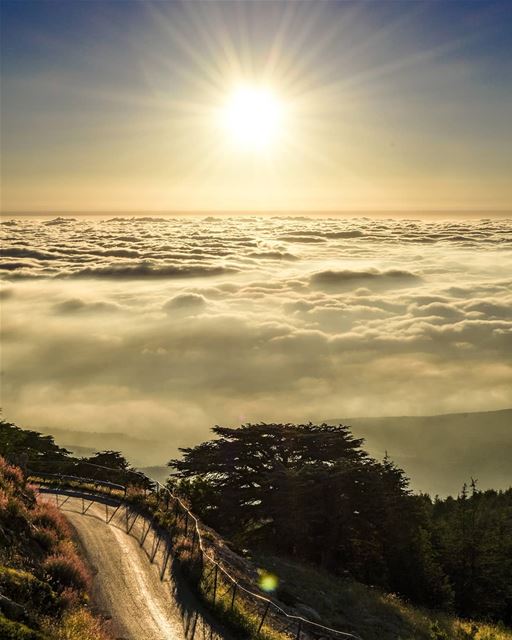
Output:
[48, 495, 186, 640]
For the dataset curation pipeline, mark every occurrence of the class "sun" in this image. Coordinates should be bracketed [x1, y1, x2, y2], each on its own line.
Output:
[220, 85, 284, 152]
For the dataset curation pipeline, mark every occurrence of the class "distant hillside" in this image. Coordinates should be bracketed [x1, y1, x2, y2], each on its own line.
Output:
[324, 409, 512, 496]
[35, 408, 512, 497]
[35, 427, 164, 467]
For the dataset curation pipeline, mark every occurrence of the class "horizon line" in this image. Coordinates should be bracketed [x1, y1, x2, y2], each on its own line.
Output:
[2, 208, 512, 217]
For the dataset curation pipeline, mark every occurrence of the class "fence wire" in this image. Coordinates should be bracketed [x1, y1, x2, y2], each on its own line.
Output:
[27, 460, 363, 640]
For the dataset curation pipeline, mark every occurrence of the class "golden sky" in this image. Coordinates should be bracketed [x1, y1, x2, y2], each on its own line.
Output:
[1, 1, 511, 213]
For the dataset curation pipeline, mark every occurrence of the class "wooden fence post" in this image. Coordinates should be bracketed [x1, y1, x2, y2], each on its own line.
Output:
[212, 565, 219, 604]
[258, 601, 271, 633]
[230, 583, 237, 611]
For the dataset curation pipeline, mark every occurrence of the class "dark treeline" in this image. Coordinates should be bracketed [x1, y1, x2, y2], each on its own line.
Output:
[0, 420, 150, 489]
[169, 423, 512, 625]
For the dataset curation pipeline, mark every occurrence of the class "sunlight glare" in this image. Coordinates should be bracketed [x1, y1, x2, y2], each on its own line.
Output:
[221, 86, 283, 151]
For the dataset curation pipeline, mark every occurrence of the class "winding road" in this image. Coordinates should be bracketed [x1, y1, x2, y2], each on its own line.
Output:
[44, 495, 186, 640]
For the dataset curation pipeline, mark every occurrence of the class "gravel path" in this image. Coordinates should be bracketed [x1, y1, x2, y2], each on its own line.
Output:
[50, 496, 186, 640]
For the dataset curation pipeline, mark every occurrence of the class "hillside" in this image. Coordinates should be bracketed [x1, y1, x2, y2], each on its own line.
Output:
[34, 427, 163, 467]
[171, 422, 512, 637]
[325, 409, 512, 496]
[0, 456, 112, 640]
[2, 419, 511, 640]
[254, 555, 512, 640]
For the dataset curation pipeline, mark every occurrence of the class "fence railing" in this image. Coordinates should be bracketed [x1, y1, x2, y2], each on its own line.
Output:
[28, 460, 363, 640]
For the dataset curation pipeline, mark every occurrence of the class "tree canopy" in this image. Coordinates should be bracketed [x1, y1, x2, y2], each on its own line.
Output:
[0, 420, 150, 488]
[169, 422, 512, 624]
[0, 420, 70, 467]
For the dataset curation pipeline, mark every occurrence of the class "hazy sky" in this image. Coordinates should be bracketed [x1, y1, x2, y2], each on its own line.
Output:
[2, 0, 511, 213]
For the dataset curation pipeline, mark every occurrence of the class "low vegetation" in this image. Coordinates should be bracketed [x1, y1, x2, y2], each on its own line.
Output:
[0, 455, 111, 640]
[255, 554, 511, 640]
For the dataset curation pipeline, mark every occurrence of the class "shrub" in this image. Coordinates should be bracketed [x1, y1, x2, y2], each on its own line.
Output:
[0, 614, 47, 640]
[430, 622, 449, 640]
[0, 458, 24, 487]
[5, 495, 30, 521]
[32, 528, 59, 554]
[43, 552, 91, 593]
[0, 567, 57, 616]
[31, 502, 72, 540]
[126, 486, 146, 502]
[0, 487, 8, 510]
[58, 587, 82, 610]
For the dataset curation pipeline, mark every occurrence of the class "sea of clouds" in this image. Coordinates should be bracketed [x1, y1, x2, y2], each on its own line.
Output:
[1, 215, 511, 464]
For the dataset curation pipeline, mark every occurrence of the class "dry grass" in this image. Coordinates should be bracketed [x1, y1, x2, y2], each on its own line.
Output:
[450, 621, 512, 640]
[197, 566, 286, 640]
[42, 609, 112, 640]
[251, 555, 512, 640]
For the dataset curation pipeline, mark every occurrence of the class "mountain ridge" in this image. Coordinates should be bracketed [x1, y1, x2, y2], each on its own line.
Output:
[324, 408, 512, 496]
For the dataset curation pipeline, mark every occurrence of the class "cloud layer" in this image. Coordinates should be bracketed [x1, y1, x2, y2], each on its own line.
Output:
[1, 215, 511, 468]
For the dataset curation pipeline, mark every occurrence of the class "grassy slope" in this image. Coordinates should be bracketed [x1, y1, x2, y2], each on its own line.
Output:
[0, 457, 111, 640]
[165, 503, 511, 640]
[255, 554, 511, 640]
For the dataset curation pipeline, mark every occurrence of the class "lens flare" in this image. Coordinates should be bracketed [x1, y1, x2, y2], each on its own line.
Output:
[258, 569, 279, 593]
